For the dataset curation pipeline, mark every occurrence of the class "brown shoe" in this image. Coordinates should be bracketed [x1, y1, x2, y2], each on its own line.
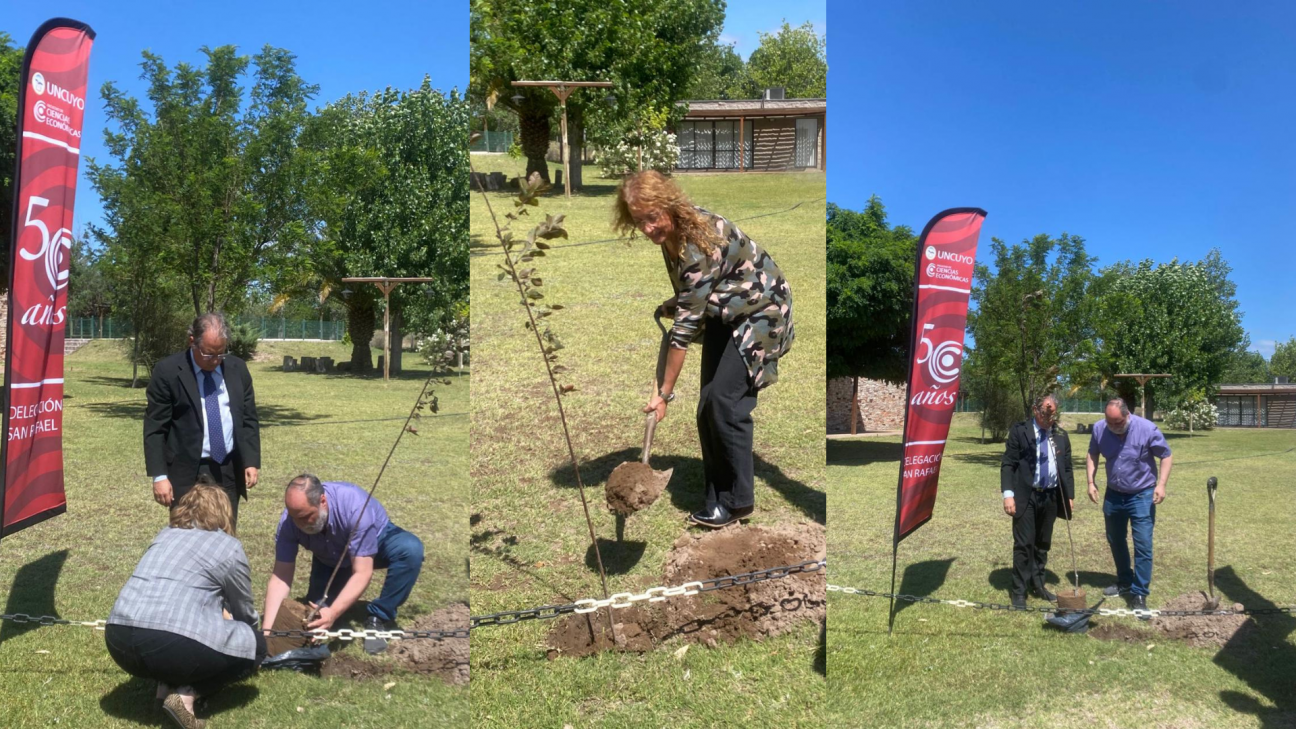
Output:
[162, 693, 204, 729]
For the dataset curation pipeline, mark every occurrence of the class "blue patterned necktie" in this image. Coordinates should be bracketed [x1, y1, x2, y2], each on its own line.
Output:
[203, 370, 227, 463]
[1037, 429, 1050, 488]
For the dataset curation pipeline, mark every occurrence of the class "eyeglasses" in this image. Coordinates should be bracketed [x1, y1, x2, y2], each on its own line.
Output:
[195, 347, 228, 361]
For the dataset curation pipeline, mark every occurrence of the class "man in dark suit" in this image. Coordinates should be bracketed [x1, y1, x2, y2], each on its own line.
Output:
[1000, 394, 1074, 608]
[144, 313, 260, 526]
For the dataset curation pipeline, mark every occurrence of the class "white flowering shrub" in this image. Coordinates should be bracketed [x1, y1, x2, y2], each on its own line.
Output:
[599, 129, 680, 177]
[1165, 399, 1219, 431]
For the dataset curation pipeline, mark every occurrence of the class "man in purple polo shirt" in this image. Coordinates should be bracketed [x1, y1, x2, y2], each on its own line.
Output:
[1086, 398, 1173, 618]
[261, 474, 424, 654]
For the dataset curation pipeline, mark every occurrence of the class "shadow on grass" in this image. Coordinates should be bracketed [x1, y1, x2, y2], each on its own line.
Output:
[1214, 565, 1296, 727]
[586, 538, 647, 575]
[470, 515, 576, 602]
[78, 400, 327, 428]
[101, 677, 258, 726]
[987, 567, 1118, 595]
[893, 558, 955, 618]
[549, 447, 824, 523]
[0, 550, 68, 648]
[814, 620, 826, 676]
[826, 439, 901, 467]
[81, 374, 146, 389]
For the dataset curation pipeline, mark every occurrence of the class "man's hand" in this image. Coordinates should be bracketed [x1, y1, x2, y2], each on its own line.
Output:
[306, 602, 339, 635]
[1152, 484, 1166, 505]
[1003, 497, 1016, 517]
[644, 394, 668, 423]
[1088, 483, 1099, 505]
[655, 297, 678, 319]
[1069, 499, 1075, 515]
[153, 478, 173, 506]
[245, 467, 259, 489]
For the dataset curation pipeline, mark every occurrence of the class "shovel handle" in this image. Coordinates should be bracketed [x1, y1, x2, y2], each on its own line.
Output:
[641, 411, 657, 464]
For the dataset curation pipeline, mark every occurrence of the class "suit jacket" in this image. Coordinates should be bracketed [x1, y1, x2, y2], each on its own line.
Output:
[144, 351, 260, 499]
[1000, 418, 1075, 517]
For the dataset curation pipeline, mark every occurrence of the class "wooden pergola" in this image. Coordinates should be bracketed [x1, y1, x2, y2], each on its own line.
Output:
[512, 80, 613, 198]
[1114, 374, 1172, 418]
[342, 277, 434, 382]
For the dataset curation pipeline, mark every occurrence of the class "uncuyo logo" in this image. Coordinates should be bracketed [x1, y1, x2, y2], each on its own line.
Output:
[925, 245, 936, 261]
[915, 323, 963, 385]
[31, 71, 45, 96]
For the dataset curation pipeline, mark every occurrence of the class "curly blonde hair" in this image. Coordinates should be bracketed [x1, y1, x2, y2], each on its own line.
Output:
[169, 476, 235, 536]
[613, 171, 722, 261]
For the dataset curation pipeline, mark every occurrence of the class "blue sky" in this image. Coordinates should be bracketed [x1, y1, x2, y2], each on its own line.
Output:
[720, 0, 825, 60]
[829, 1, 1296, 358]
[4, 0, 467, 238]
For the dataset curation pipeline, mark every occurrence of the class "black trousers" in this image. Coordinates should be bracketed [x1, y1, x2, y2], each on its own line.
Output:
[697, 320, 758, 511]
[171, 457, 241, 527]
[105, 624, 266, 697]
[1011, 488, 1059, 596]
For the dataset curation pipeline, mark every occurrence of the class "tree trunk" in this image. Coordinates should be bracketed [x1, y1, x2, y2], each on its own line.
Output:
[519, 108, 552, 184]
[390, 309, 403, 375]
[348, 294, 376, 373]
[850, 377, 859, 435]
[568, 115, 584, 190]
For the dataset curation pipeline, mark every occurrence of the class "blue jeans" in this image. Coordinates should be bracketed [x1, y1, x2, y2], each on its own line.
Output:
[306, 522, 424, 622]
[1103, 489, 1156, 597]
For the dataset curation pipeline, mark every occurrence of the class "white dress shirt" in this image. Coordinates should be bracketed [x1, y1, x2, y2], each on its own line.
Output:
[1003, 420, 1057, 499]
[154, 353, 236, 483]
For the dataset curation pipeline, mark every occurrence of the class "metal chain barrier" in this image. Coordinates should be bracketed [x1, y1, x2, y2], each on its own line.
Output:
[471, 559, 827, 629]
[265, 627, 469, 642]
[827, 583, 1296, 618]
[0, 559, 827, 639]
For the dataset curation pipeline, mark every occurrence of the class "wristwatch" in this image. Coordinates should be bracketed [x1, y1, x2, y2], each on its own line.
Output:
[659, 390, 676, 403]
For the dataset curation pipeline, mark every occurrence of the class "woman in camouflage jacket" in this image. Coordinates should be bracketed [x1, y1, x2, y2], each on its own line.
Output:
[614, 171, 794, 528]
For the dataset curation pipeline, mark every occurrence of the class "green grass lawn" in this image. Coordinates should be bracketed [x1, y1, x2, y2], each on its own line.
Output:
[0, 340, 468, 728]
[827, 412, 1296, 728]
[469, 155, 826, 727]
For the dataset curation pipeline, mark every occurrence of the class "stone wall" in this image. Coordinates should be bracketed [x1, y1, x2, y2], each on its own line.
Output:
[827, 376, 906, 434]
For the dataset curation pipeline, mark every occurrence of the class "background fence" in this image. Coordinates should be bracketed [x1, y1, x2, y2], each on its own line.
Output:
[64, 316, 348, 341]
[470, 130, 514, 153]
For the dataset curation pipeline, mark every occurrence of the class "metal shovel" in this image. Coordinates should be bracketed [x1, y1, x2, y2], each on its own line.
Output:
[1053, 429, 1087, 611]
[605, 315, 674, 537]
[1203, 476, 1220, 610]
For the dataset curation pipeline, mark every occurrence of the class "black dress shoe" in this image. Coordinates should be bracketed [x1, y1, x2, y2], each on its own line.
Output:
[363, 615, 390, 654]
[1010, 593, 1027, 609]
[1130, 595, 1151, 620]
[688, 504, 742, 529]
[1032, 585, 1057, 603]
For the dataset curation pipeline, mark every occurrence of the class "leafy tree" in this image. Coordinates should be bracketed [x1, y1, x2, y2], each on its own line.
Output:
[1, 32, 26, 293]
[687, 41, 747, 99]
[304, 80, 469, 372]
[1272, 337, 1296, 381]
[1094, 251, 1246, 414]
[1221, 349, 1271, 384]
[743, 21, 826, 98]
[471, 0, 725, 188]
[826, 198, 916, 384]
[91, 45, 319, 317]
[66, 235, 112, 323]
[967, 233, 1099, 420]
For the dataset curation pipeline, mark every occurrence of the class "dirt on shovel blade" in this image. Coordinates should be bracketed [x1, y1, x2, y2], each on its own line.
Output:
[606, 462, 668, 515]
[546, 521, 826, 658]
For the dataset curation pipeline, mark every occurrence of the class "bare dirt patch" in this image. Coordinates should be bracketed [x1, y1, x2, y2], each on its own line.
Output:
[546, 521, 825, 658]
[1088, 592, 1248, 649]
[268, 600, 468, 685]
